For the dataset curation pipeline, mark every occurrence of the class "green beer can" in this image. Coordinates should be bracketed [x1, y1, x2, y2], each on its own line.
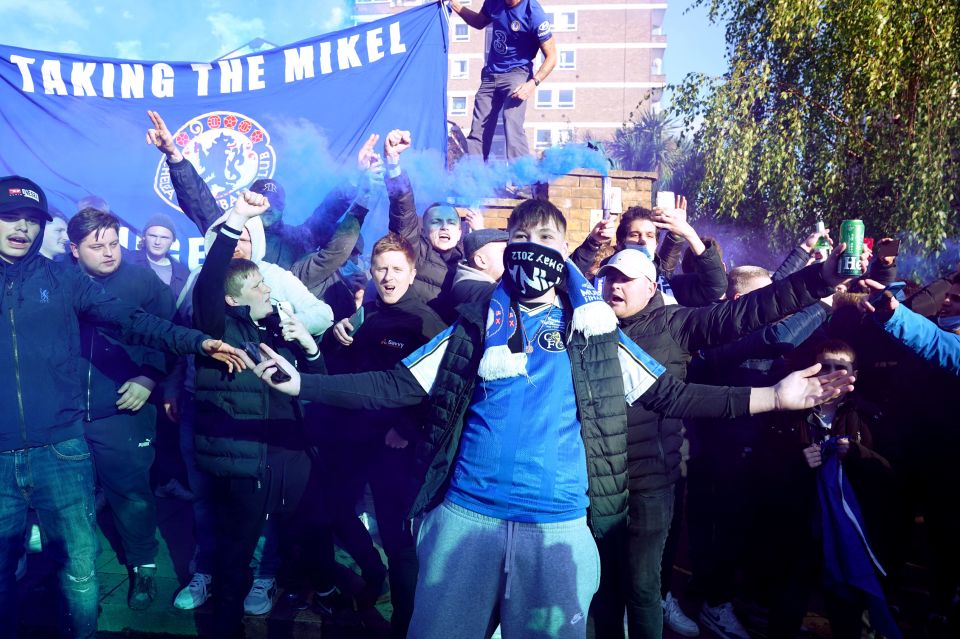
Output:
[838, 219, 865, 276]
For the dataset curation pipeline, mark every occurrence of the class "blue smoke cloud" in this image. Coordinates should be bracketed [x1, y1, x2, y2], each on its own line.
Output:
[265, 119, 610, 253]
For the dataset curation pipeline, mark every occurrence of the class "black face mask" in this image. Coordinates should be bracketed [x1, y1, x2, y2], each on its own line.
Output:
[502, 242, 566, 299]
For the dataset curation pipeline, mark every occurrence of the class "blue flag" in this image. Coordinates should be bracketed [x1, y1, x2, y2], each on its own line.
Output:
[0, 2, 448, 268]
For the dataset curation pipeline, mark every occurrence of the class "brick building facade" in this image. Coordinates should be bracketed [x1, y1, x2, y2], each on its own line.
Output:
[354, 0, 668, 158]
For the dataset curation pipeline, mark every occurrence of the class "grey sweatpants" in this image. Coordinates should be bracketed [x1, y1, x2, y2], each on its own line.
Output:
[465, 66, 532, 161]
[409, 500, 600, 639]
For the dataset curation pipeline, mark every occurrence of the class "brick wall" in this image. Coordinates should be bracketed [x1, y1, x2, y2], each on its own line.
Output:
[459, 169, 656, 246]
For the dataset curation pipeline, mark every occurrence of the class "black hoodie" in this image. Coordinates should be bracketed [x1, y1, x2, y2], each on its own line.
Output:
[0, 218, 210, 452]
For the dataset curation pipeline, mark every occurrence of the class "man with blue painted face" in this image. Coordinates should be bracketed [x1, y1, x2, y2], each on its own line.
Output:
[449, 0, 557, 161]
[248, 199, 855, 639]
[382, 130, 467, 316]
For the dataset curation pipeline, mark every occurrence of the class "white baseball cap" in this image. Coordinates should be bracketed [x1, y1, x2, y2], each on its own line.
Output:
[597, 248, 657, 283]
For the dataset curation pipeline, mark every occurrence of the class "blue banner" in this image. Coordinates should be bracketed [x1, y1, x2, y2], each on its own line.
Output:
[0, 2, 448, 268]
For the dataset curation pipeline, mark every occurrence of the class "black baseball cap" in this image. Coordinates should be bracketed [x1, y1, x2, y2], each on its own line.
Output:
[0, 176, 52, 222]
[463, 228, 509, 260]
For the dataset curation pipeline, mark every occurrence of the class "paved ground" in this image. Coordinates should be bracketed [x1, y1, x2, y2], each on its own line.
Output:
[17, 496, 392, 638]
[15, 493, 950, 638]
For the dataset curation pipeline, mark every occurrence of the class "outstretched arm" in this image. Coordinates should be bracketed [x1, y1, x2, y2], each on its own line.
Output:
[449, 0, 492, 30]
[249, 343, 428, 408]
[634, 364, 854, 418]
[73, 272, 246, 372]
[861, 280, 960, 375]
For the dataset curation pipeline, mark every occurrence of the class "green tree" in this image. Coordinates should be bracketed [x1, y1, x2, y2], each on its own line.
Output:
[608, 108, 681, 184]
[673, 0, 960, 249]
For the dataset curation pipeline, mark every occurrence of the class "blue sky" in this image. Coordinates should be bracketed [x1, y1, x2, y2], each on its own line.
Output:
[0, 0, 728, 107]
[662, 1, 727, 93]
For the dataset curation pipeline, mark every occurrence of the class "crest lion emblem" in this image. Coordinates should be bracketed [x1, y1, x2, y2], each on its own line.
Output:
[153, 111, 277, 213]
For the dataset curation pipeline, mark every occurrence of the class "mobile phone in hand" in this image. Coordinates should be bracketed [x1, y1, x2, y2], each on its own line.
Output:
[655, 191, 674, 211]
[875, 239, 901, 259]
[242, 341, 292, 384]
[348, 306, 365, 337]
[868, 281, 906, 308]
[276, 301, 294, 323]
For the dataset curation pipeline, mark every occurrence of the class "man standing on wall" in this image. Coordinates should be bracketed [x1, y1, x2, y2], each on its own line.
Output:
[450, 0, 557, 161]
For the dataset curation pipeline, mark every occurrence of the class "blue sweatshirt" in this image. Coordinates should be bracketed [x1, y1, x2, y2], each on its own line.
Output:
[881, 304, 960, 376]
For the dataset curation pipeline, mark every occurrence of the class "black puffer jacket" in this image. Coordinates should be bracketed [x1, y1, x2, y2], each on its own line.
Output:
[192, 222, 321, 478]
[299, 295, 753, 538]
[385, 171, 463, 313]
[620, 262, 835, 491]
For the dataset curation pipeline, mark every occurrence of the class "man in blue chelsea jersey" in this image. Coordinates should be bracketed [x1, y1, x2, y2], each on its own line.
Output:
[248, 199, 855, 639]
[450, 0, 557, 161]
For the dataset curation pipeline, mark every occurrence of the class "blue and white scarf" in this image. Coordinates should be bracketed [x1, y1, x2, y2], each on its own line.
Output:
[478, 259, 618, 381]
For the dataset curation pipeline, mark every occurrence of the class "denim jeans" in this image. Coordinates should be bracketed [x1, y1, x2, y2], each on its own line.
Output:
[587, 485, 675, 639]
[0, 437, 99, 638]
[626, 486, 675, 639]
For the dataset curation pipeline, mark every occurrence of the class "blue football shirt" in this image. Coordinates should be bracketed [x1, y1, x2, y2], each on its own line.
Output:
[401, 297, 667, 524]
[446, 301, 588, 522]
[481, 0, 553, 74]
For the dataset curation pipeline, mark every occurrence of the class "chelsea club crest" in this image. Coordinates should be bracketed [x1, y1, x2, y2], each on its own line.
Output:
[153, 111, 277, 213]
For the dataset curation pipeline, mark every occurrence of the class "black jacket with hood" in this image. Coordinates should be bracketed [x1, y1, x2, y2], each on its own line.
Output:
[0, 218, 210, 452]
[385, 171, 464, 317]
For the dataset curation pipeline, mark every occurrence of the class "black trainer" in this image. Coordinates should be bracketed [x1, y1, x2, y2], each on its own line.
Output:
[311, 586, 354, 617]
[128, 565, 157, 610]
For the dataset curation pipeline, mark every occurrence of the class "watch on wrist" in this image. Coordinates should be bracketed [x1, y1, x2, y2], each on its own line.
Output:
[533, 77, 541, 86]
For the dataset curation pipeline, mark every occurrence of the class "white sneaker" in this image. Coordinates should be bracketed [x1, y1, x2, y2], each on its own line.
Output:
[173, 572, 212, 610]
[663, 592, 700, 636]
[243, 577, 276, 615]
[700, 602, 750, 639]
[27, 524, 42, 553]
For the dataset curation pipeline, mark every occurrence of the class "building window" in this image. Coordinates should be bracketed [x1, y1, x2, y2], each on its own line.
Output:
[451, 58, 469, 79]
[453, 23, 470, 42]
[450, 96, 468, 116]
[558, 49, 575, 70]
[535, 88, 552, 109]
[651, 57, 663, 75]
[535, 129, 552, 151]
[534, 128, 575, 151]
[535, 88, 575, 109]
[545, 11, 576, 32]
